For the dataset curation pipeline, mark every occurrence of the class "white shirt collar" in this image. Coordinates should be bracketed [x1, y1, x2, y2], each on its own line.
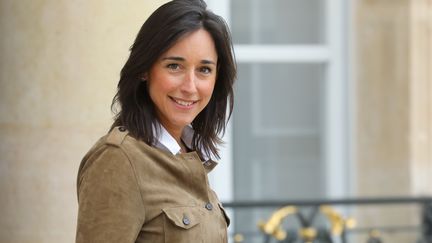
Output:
[154, 124, 210, 161]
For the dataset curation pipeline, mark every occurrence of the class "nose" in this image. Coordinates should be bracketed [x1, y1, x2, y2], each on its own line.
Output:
[181, 69, 197, 93]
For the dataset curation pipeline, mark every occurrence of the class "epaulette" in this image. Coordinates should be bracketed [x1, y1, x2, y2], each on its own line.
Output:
[106, 126, 128, 146]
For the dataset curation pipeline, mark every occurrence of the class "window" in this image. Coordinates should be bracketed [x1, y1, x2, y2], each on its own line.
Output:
[207, 0, 350, 241]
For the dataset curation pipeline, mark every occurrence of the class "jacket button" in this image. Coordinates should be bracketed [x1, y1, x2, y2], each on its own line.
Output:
[182, 216, 190, 225]
[118, 126, 126, 132]
[205, 202, 213, 211]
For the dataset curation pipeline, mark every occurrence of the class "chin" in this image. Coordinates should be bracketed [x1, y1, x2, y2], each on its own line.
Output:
[171, 120, 193, 128]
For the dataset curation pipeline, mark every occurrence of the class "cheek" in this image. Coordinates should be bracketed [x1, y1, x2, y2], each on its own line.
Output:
[148, 77, 176, 99]
[202, 79, 217, 98]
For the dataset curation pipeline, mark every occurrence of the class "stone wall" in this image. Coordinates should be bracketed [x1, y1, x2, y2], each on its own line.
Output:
[354, 0, 432, 242]
[0, 1, 167, 242]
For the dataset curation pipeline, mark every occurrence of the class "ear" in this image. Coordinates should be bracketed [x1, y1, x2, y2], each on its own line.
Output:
[141, 72, 149, 81]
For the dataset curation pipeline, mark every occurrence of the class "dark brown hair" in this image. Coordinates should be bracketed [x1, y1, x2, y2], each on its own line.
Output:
[111, 0, 236, 159]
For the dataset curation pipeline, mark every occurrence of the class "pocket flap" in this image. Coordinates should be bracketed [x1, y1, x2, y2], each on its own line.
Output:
[162, 206, 201, 229]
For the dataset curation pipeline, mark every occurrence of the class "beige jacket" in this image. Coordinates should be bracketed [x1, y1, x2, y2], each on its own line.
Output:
[76, 126, 230, 243]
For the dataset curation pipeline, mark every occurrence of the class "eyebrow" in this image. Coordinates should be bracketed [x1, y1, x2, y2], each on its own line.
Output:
[161, 56, 216, 65]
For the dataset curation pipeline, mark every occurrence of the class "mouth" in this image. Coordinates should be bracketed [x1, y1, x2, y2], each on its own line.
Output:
[169, 97, 198, 107]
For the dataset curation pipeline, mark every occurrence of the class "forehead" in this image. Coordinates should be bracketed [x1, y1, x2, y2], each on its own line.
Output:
[160, 29, 218, 60]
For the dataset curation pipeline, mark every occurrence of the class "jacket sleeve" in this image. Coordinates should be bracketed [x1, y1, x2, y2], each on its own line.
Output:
[76, 145, 145, 243]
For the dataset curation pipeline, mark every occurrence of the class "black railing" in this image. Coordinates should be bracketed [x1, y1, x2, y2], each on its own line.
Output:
[222, 196, 432, 243]
[223, 196, 432, 208]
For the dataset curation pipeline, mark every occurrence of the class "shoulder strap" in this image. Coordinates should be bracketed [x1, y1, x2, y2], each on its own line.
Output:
[106, 126, 128, 146]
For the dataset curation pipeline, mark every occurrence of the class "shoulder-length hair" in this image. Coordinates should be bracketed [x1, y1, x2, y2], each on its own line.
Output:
[111, 0, 236, 159]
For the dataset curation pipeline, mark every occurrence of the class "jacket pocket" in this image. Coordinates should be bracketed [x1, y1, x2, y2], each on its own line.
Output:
[218, 203, 231, 227]
[162, 206, 203, 243]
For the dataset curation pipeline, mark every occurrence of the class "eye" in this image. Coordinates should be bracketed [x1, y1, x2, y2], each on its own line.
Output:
[199, 66, 212, 75]
[166, 63, 180, 70]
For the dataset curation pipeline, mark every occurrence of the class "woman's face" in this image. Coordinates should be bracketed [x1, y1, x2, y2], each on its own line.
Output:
[147, 29, 218, 133]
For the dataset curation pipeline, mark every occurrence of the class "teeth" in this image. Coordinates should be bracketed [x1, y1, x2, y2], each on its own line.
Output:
[173, 98, 194, 106]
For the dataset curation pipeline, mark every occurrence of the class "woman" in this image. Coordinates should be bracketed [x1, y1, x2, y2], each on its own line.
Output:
[75, 0, 236, 242]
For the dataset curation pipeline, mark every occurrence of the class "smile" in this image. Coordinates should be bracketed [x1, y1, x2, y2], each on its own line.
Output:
[170, 97, 198, 107]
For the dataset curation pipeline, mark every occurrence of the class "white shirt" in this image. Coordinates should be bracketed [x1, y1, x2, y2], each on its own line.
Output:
[154, 124, 211, 161]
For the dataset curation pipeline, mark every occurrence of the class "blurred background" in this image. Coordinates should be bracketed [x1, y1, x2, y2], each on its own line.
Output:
[0, 0, 431, 242]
